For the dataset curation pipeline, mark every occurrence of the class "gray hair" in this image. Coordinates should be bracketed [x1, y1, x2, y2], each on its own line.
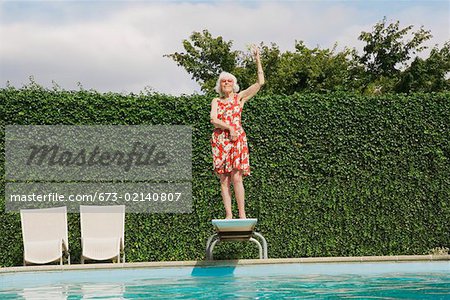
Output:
[214, 71, 240, 96]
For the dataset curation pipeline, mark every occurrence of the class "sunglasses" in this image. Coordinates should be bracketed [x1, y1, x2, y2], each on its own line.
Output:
[221, 79, 234, 83]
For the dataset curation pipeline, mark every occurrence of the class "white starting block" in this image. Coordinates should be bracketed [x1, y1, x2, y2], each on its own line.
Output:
[205, 218, 268, 260]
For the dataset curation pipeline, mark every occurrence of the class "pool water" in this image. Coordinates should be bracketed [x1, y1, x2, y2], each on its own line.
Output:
[1, 261, 449, 299]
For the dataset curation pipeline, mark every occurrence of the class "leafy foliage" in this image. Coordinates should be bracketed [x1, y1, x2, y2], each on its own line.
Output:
[164, 30, 238, 92]
[1, 85, 449, 266]
[396, 42, 450, 92]
[265, 41, 360, 94]
[358, 17, 432, 78]
[166, 18, 448, 95]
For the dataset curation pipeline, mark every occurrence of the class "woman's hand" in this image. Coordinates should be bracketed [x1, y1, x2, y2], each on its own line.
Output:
[251, 44, 260, 60]
[229, 128, 238, 141]
[237, 44, 264, 107]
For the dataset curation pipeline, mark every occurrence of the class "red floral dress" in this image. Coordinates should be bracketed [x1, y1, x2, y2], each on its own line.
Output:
[211, 94, 250, 176]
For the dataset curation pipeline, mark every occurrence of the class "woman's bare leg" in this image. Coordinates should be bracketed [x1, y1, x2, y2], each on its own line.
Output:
[220, 174, 233, 219]
[231, 170, 246, 219]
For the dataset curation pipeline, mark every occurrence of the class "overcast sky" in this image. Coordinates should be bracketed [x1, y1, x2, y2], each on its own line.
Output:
[0, 0, 448, 95]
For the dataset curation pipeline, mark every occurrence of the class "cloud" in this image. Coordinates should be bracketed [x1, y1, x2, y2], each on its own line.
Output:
[0, 1, 448, 95]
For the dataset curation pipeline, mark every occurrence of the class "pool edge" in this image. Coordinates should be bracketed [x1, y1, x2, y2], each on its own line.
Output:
[1, 255, 448, 274]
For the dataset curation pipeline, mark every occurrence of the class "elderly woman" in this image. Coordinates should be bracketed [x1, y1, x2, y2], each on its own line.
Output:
[210, 46, 265, 219]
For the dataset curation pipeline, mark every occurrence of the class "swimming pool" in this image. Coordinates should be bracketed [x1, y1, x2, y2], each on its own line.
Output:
[1, 260, 449, 299]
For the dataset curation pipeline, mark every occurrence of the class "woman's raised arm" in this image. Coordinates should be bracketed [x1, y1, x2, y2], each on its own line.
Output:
[239, 45, 265, 107]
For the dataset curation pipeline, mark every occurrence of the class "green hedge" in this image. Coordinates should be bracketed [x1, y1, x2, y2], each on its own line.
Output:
[1, 86, 449, 267]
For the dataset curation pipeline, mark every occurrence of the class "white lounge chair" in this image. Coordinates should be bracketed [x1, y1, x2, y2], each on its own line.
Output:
[80, 205, 125, 263]
[20, 206, 70, 266]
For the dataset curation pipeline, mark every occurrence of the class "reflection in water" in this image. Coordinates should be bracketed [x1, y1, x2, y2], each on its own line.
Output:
[21, 286, 67, 300]
[81, 283, 124, 299]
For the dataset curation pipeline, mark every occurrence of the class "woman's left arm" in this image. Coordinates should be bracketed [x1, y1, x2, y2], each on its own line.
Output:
[239, 46, 265, 107]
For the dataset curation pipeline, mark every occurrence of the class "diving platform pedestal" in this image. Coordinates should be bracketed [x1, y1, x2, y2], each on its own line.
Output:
[206, 218, 268, 260]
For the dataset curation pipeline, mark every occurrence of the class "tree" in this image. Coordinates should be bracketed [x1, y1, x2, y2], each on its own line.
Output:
[396, 42, 450, 92]
[358, 17, 432, 80]
[166, 31, 359, 95]
[265, 41, 360, 94]
[167, 20, 444, 95]
[164, 30, 238, 92]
